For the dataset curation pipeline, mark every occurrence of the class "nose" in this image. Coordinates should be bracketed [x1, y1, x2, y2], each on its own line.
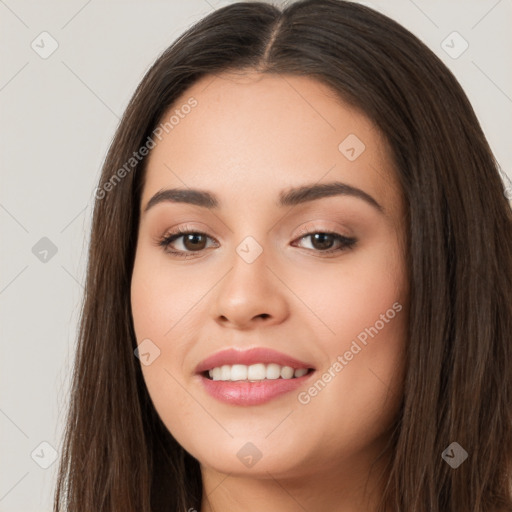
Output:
[211, 244, 290, 330]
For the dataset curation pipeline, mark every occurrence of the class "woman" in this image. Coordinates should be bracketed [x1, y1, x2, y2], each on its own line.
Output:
[53, 1, 512, 511]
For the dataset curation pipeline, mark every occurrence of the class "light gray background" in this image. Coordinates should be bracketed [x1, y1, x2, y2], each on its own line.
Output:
[0, 1, 510, 511]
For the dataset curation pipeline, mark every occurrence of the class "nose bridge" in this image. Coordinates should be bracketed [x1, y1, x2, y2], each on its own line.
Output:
[225, 209, 274, 272]
[225, 232, 273, 297]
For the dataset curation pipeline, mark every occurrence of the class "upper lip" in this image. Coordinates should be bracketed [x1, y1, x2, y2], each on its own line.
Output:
[195, 347, 315, 374]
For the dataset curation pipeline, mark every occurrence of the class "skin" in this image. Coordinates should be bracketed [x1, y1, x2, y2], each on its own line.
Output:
[131, 71, 409, 512]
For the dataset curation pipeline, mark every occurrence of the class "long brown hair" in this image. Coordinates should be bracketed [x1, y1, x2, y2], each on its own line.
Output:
[53, 1, 512, 510]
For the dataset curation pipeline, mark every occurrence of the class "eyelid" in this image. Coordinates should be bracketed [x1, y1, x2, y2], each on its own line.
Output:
[293, 221, 353, 239]
[160, 222, 216, 238]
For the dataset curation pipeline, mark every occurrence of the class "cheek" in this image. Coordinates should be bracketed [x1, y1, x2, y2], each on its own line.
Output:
[289, 300, 406, 471]
[290, 234, 406, 345]
[130, 252, 205, 449]
[130, 246, 202, 339]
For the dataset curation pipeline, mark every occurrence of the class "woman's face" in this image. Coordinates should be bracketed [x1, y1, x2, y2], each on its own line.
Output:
[131, 71, 408, 481]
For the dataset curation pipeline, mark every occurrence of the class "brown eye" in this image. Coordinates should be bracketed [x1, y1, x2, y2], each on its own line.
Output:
[180, 233, 208, 251]
[294, 231, 357, 255]
[158, 229, 218, 257]
[308, 233, 336, 250]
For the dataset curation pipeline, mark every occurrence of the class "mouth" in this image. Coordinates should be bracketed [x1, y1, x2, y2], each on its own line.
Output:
[195, 347, 316, 406]
[201, 363, 315, 382]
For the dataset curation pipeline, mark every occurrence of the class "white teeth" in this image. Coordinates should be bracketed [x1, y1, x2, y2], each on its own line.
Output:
[207, 363, 310, 381]
[221, 364, 230, 380]
[266, 363, 281, 379]
[230, 364, 247, 381]
[247, 363, 266, 380]
[280, 366, 294, 379]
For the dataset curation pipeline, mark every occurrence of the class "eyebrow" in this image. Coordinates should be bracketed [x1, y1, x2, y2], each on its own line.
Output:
[143, 181, 383, 214]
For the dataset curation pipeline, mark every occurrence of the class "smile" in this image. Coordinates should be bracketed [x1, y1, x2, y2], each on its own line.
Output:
[195, 347, 316, 406]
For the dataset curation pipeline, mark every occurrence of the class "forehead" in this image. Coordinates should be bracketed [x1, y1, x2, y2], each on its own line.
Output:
[142, 71, 401, 216]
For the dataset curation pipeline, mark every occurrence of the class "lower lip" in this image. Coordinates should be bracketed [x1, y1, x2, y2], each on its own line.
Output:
[197, 372, 314, 406]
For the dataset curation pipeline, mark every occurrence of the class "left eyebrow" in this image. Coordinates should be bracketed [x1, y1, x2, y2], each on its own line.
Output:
[278, 181, 383, 213]
[142, 180, 383, 214]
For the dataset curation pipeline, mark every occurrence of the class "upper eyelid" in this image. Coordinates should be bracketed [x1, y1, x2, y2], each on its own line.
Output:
[295, 225, 347, 236]
[293, 222, 354, 239]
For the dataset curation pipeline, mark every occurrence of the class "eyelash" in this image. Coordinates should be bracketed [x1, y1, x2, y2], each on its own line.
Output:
[157, 226, 357, 258]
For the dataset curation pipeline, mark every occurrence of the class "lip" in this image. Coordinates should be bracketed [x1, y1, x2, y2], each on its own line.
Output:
[194, 347, 316, 406]
[197, 374, 314, 406]
[195, 347, 315, 374]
